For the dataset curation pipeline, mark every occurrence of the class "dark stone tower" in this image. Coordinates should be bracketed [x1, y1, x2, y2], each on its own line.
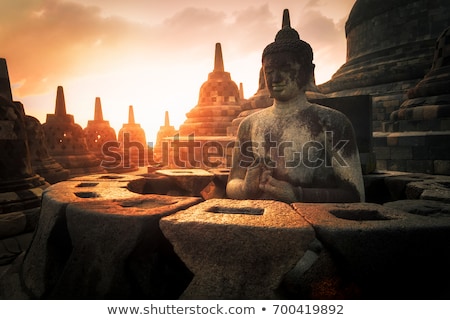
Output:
[374, 26, 450, 174]
[318, 0, 450, 132]
[0, 58, 47, 244]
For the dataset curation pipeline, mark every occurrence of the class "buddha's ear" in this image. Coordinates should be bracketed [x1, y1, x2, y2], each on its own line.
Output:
[304, 64, 320, 92]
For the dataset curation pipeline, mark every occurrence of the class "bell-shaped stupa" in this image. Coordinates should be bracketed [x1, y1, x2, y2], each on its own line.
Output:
[153, 111, 177, 164]
[43, 86, 105, 176]
[117, 105, 147, 167]
[179, 43, 242, 137]
[84, 97, 117, 158]
[0, 58, 48, 242]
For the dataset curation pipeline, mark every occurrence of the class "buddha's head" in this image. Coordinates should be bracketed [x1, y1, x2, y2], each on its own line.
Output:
[262, 9, 314, 101]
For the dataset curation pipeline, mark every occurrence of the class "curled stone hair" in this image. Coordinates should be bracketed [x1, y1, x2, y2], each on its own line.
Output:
[262, 9, 314, 75]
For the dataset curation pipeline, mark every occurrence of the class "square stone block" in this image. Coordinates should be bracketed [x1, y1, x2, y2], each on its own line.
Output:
[293, 202, 450, 298]
[160, 199, 315, 299]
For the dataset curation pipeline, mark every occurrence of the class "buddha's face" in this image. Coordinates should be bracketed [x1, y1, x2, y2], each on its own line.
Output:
[263, 52, 306, 102]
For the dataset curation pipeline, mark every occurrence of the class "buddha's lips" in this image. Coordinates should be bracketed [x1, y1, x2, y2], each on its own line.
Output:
[272, 85, 285, 91]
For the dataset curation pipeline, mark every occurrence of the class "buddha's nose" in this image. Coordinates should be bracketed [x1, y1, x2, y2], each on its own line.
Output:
[273, 70, 282, 83]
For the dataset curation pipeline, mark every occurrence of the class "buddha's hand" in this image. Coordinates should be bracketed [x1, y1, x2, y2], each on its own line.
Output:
[242, 159, 264, 197]
[259, 174, 300, 203]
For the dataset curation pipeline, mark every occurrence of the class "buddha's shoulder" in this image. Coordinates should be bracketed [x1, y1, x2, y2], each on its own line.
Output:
[239, 107, 274, 126]
[307, 103, 353, 125]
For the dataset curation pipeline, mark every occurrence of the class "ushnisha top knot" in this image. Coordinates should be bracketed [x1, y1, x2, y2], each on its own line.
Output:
[262, 9, 313, 64]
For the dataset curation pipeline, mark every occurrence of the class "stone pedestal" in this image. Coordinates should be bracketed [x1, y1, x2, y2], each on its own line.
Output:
[18, 174, 202, 299]
[160, 199, 315, 299]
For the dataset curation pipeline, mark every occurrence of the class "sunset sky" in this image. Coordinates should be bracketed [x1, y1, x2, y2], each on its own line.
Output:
[1, 0, 356, 143]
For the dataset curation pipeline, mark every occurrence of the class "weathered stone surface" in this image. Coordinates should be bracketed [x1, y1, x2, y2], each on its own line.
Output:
[0, 232, 33, 267]
[227, 10, 365, 204]
[156, 169, 214, 196]
[19, 175, 202, 299]
[310, 95, 376, 174]
[373, 131, 450, 175]
[0, 212, 26, 239]
[280, 238, 362, 299]
[200, 168, 230, 199]
[0, 58, 48, 261]
[293, 202, 450, 298]
[378, 27, 450, 174]
[406, 177, 450, 202]
[160, 199, 315, 299]
[319, 0, 450, 131]
[384, 199, 450, 217]
[0, 252, 29, 299]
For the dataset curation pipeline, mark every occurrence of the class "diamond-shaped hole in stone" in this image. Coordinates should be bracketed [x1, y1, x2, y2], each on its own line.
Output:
[330, 209, 390, 221]
[74, 192, 100, 198]
[98, 175, 124, 179]
[170, 171, 194, 174]
[207, 206, 264, 215]
[76, 183, 99, 188]
[119, 199, 177, 209]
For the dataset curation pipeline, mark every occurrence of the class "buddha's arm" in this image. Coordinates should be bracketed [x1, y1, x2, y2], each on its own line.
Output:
[318, 120, 365, 203]
[226, 133, 263, 199]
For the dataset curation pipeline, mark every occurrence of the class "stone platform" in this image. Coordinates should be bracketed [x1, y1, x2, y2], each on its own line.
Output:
[293, 202, 450, 299]
[2, 170, 450, 299]
[2, 174, 202, 299]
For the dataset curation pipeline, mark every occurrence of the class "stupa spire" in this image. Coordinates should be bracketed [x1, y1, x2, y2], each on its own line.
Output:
[164, 110, 170, 127]
[0, 58, 13, 101]
[128, 105, 135, 124]
[94, 97, 104, 121]
[55, 86, 67, 116]
[282, 8, 290, 28]
[214, 43, 224, 72]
